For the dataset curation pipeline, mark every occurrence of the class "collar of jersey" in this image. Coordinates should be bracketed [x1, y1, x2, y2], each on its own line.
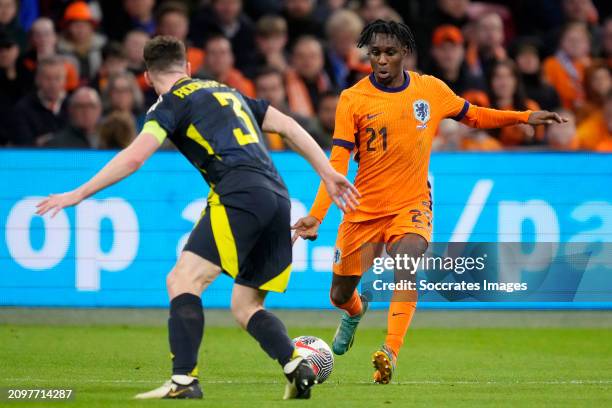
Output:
[368, 71, 410, 93]
[174, 76, 192, 86]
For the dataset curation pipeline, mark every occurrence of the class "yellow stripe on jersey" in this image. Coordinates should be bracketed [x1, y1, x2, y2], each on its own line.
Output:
[142, 120, 168, 144]
[259, 263, 292, 293]
[186, 124, 215, 155]
[208, 191, 239, 277]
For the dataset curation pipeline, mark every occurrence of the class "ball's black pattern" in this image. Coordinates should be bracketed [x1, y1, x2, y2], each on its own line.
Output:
[292, 336, 334, 383]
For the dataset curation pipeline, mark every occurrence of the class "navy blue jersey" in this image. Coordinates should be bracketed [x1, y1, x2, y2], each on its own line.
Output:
[143, 77, 288, 198]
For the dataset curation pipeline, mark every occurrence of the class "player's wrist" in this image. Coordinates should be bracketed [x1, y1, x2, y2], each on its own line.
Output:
[307, 213, 323, 224]
[73, 187, 87, 202]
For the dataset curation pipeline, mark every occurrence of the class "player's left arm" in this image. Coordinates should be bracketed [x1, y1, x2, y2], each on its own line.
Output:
[432, 76, 567, 128]
[461, 105, 567, 129]
[36, 132, 161, 217]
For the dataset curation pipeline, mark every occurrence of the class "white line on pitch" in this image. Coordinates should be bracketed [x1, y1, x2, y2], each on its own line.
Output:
[2, 378, 611, 385]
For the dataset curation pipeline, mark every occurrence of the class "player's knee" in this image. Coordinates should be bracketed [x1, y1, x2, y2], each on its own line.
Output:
[389, 234, 428, 258]
[230, 298, 261, 328]
[330, 286, 352, 306]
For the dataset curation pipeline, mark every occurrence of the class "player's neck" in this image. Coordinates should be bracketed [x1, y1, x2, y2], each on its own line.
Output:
[374, 71, 406, 89]
[155, 73, 191, 95]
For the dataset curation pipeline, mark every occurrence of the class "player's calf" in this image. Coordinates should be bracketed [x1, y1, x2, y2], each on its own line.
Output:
[332, 292, 369, 355]
[232, 283, 317, 399]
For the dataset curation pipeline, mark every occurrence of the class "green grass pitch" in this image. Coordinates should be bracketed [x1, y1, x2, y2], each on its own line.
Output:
[1, 310, 611, 407]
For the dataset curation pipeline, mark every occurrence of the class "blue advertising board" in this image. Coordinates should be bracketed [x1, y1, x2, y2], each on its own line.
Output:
[0, 150, 610, 309]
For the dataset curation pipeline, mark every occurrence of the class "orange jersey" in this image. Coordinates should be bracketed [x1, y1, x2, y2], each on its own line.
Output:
[309, 71, 532, 224]
[328, 71, 468, 222]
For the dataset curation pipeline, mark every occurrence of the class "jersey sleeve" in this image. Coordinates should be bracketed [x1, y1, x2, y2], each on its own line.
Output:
[309, 145, 352, 222]
[430, 76, 470, 121]
[243, 96, 270, 127]
[332, 91, 357, 150]
[143, 95, 178, 144]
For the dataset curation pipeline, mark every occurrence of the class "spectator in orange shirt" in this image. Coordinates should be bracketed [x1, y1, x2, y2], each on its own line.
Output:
[542, 22, 591, 111]
[576, 60, 611, 123]
[195, 34, 255, 97]
[156, 2, 205, 73]
[487, 60, 543, 146]
[325, 9, 370, 89]
[22, 18, 80, 92]
[575, 91, 612, 151]
[285, 35, 332, 118]
[465, 12, 507, 78]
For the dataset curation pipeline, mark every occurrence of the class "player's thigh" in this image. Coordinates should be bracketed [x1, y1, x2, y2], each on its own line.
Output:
[167, 250, 222, 298]
[332, 218, 387, 278]
[183, 190, 271, 280]
[236, 194, 292, 294]
[384, 202, 432, 250]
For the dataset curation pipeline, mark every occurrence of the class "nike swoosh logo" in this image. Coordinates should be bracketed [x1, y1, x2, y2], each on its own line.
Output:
[392, 312, 407, 316]
[167, 387, 190, 398]
[367, 113, 382, 120]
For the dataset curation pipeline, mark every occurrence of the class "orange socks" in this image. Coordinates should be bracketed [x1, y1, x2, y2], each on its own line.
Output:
[385, 298, 416, 357]
[331, 290, 363, 317]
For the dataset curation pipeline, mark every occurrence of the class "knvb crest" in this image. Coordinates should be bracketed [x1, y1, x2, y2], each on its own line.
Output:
[413, 99, 430, 129]
[333, 248, 342, 264]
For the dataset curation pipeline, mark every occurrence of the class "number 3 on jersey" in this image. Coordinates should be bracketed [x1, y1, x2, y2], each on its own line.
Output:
[213, 92, 259, 145]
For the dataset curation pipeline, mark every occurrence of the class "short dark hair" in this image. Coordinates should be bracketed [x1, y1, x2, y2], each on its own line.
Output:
[357, 19, 416, 54]
[143, 35, 186, 73]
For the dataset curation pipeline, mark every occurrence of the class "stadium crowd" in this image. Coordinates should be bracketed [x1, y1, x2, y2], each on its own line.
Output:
[0, 0, 611, 151]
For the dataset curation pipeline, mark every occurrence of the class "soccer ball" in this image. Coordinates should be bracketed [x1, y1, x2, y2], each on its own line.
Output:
[292, 336, 334, 383]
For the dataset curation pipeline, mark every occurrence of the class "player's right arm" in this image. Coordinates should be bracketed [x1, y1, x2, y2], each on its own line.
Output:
[37, 95, 175, 217]
[261, 105, 360, 213]
[36, 131, 162, 217]
[291, 91, 355, 243]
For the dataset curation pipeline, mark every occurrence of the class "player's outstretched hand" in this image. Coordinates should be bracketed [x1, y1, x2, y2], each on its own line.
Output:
[322, 170, 360, 213]
[291, 216, 321, 244]
[36, 190, 84, 217]
[527, 111, 568, 126]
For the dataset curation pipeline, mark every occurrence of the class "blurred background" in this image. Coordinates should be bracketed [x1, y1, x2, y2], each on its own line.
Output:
[0, 1, 610, 311]
[0, 0, 611, 151]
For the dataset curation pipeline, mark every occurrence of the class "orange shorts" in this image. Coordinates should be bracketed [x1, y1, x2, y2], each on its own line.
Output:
[332, 203, 432, 277]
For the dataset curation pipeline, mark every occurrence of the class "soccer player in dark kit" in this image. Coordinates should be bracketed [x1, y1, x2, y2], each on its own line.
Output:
[36, 36, 360, 400]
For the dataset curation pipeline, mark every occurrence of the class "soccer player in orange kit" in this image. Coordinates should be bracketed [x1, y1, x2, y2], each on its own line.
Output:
[292, 20, 566, 384]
